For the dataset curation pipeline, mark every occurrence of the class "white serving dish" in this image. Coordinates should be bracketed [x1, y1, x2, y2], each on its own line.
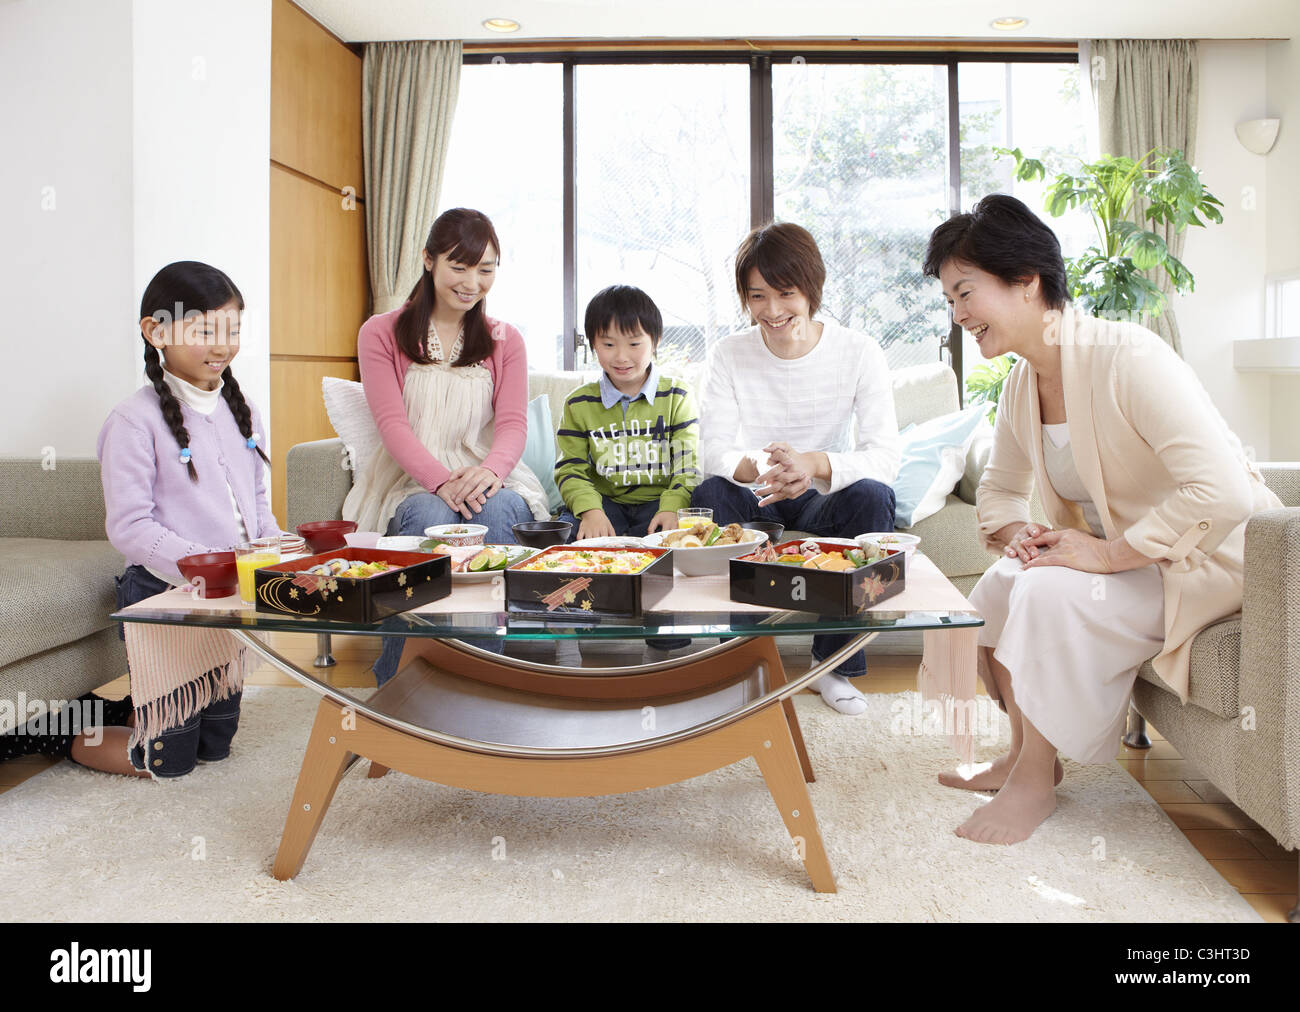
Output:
[423, 523, 489, 547]
[855, 532, 920, 556]
[642, 527, 767, 577]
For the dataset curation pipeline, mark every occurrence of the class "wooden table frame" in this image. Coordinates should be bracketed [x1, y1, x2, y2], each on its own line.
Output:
[234, 630, 877, 893]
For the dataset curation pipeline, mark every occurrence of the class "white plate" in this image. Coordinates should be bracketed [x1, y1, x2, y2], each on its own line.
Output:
[856, 532, 920, 555]
[439, 544, 539, 582]
[643, 528, 767, 576]
[568, 536, 648, 549]
[375, 535, 424, 552]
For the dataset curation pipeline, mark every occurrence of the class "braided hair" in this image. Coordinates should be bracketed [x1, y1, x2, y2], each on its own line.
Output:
[138, 261, 260, 482]
[220, 368, 270, 466]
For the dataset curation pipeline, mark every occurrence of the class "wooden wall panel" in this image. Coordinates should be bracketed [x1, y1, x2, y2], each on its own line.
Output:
[269, 0, 368, 529]
[271, 0, 365, 195]
[270, 359, 360, 527]
[270, 165, 369, 358]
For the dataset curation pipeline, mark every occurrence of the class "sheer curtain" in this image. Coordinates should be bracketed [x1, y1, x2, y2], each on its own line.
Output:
[362, 41, 462, 315]
[1089, 39, 1198, 356]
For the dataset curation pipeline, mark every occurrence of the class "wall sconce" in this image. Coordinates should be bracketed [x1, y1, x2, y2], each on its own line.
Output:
[1235, 118, 1280, 155]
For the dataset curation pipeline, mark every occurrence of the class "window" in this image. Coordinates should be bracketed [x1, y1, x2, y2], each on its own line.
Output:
[774, 62, 950, 370]
[575, 64, 750, 369]
[439, 63, 563, 369]
[1266, 273, 1300, 339]
[958, 60, 1091, 388]
[441, 50, 1085, 384]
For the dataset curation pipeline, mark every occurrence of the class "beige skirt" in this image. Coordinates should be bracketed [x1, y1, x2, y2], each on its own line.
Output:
[969, 556, 1165, 764]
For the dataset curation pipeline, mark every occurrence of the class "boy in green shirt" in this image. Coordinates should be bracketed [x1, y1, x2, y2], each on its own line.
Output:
[555, 285, 701, 541]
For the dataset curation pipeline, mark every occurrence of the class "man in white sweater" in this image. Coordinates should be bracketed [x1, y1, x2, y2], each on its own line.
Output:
[694, 222, 901, 714]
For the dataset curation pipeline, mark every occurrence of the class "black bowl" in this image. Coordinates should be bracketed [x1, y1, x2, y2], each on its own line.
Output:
[742, 521, 785, 545]
[512, 520, 574, 549]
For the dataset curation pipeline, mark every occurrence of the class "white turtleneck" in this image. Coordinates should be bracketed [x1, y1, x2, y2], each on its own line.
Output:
[148, 370, 250, 585]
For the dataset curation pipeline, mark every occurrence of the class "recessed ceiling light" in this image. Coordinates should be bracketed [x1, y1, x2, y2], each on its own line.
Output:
[990, 16, 1028, 31]
[483, 17, 520, 32]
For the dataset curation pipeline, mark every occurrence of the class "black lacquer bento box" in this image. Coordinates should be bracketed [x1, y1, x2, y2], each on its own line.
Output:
[503, 546, 674, 618]
[729, 540, 906, 617]
[253, 548, 450, 622]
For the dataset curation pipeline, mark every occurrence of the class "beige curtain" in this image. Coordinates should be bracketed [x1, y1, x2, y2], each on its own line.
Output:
[363, 41, 462, 315]
[1089, 39, 1198, 356]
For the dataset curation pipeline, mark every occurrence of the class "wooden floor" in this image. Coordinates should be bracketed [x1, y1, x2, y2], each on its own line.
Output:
[2, 631, 1295, 922]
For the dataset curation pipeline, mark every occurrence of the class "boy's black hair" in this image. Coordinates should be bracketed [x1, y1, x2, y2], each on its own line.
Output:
[583, 285, 663, 349]
[922, 193, 1070, 309]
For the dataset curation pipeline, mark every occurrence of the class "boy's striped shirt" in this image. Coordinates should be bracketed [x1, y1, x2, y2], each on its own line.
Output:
[554, 373, 701, 516]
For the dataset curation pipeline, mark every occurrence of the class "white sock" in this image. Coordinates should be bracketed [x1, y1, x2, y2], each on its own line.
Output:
[814, 672, 868, 715]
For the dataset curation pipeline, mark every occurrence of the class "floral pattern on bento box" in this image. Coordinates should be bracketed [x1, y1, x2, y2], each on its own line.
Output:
[729, 539, 906, 617]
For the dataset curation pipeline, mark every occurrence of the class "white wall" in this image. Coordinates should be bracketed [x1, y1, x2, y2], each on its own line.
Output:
[0, 0, 136, 459]
[1174, 41, 1273, 460]
[1266, 36, 1300, 460]
[132, 0, 272, 443]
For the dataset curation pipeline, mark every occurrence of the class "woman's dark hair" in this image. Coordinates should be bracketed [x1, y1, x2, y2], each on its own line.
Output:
[922, 193, 1069, 309]
[583, 285, 663, 350]
[139, 261, 268, 483]
[394, 208, 501, 367]
[734, 222, 826, 318]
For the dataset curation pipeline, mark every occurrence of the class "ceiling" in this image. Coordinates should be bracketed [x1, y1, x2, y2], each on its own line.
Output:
[296, 0, 1299, 43]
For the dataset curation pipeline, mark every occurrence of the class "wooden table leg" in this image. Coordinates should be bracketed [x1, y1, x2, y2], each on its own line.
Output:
[752, 706, 836, 893]
[272, 697, 355, 881]
[752, 636, 816, 784]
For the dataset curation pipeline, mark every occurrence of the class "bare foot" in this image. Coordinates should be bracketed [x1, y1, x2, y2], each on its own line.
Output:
[954, 779, 1058, 844]
[938, 753, 1063, 792]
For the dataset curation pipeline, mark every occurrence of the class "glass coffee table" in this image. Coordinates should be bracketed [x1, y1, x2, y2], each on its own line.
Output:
[115, 554, 982, 893]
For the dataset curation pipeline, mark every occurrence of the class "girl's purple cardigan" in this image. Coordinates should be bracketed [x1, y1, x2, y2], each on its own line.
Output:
[97, 386, 283, 583]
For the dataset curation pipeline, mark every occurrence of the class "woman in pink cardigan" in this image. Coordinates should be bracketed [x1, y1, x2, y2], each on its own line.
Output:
[344, 208, 549, 683]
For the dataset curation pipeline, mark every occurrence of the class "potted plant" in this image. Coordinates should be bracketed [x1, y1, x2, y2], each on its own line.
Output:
[963, 147, 1224, 414]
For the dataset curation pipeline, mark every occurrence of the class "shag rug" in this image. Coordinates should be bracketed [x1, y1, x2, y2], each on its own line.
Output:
[0, 686, 1260, 922]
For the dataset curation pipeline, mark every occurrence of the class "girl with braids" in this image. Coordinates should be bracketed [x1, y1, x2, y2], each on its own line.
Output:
[92, 261, 281, 777]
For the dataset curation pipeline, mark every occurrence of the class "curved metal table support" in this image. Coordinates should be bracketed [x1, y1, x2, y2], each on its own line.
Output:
[234, 628, 874, 892]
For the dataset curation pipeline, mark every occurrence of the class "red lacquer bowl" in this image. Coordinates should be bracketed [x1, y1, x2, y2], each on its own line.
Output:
[296, 520, 358, 554]
[176, 551, 239, 599]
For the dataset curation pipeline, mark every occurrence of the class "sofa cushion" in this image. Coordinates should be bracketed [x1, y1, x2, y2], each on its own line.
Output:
[908, 497, 995, 579]
[0, 457, 110, 542]
[0, 539, 124, 670]
[1137, 614, 1241, 720]
[894, 406, 990, 527]
[322, 377, 384, 478]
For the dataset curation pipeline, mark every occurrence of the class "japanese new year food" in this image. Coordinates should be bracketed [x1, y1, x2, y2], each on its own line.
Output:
[305, 557, 396, 580]
[742, 539, 887, 570]
[661, 521, 757, 549]
[517, 549, 657, 575]
[425, 544, 531, 573]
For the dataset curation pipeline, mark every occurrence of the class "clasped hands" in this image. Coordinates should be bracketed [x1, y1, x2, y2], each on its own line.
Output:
[745, 442, 821, 507]
[436, 465, 502, 520]
[1003, 523, 1147, 574]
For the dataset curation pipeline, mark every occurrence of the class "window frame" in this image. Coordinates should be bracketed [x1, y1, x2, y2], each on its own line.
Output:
[461, 48, 1079, 384]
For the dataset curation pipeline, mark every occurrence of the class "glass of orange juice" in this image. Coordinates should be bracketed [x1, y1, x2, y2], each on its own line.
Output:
[676, 507, 712, 529]
[235, 537, 280, 604]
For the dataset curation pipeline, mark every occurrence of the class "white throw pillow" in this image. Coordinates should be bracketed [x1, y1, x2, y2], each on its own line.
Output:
[321, 377, 382, 478]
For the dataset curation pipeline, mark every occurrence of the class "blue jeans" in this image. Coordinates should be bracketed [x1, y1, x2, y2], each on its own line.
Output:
[373, 489, 534, 686]
[556, 497, 661, 541]
[691, 476, 897, 677]
[115, 565, 243, 775]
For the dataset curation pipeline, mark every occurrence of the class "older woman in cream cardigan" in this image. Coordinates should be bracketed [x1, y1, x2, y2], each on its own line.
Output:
[922, 194, 1281, 845]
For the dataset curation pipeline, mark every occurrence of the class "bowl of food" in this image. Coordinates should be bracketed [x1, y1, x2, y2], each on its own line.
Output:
[643, 521, 767, 577]
[177, 551, 239, 599]
[296, 520, 358, 554]
[856, 532, 920, 557]
[511, 520, 573, 549]
[343, 531, 383, 550]
[423, 523, 489, 548]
